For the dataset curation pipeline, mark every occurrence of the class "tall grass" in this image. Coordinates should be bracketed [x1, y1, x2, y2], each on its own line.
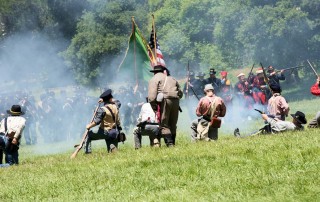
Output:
[0, 94, 319, 201]
[0, 128, 319, 201]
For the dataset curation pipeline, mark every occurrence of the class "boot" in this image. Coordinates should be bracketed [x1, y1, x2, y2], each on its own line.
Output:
[164, 135, 174, 147]
[84, 136, 92, 154]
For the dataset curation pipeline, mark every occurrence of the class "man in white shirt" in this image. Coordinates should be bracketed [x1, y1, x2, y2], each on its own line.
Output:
[133, 100, 160, 149]
[0, 105, 26, 167]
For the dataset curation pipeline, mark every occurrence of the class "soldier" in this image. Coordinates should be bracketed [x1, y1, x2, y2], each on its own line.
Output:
[206, 68, 222, 95]
[267, 83, 289, 121]
[234, 73, 254, 110]
[252, 68, 269, 106]
[193, 72, 206, 99]
[148, 65, 183, 147]
[183, 70, 196, 99]
[85, 89, 123, 153]
[191, 84, 226, 141]
[267, 66, 285, 86]
[220, 71, 233, 106]
[19, 94, 38, 145]
[308, 76, 320, 128]
[0, 105, 26, 167]
[133, 99, 160, 149]
[234, 111, 307, 137]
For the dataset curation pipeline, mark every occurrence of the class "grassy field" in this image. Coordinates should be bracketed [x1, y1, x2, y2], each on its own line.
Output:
[0, 98, 319, 201]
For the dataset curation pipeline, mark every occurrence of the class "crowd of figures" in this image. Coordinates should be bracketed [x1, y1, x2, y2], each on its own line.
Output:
[0, 88, 97, 145]
[0, 84, 150, 146]
[1, 64, 319, 166]
[183, 66, 291, 121]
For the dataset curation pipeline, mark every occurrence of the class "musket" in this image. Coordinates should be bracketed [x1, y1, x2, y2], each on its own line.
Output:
[248, 63, 255, 84]
[70, 103, 100, 159]
[260, 63, 272, 93]
[274, 65, 304, 73]
[306, 60, 319, 78]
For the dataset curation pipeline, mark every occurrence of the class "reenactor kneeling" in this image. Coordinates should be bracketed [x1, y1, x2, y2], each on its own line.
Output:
[191, 84, 226, 141]
[133, 99, 160, 149]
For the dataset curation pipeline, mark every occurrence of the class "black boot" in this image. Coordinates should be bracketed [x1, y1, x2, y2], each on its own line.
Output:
[164, 135, 174, 147]
[84, 136, 92, 154]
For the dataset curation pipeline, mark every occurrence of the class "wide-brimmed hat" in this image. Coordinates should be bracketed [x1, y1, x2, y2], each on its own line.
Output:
[237, 73, 245, 78]
[256, 68, 263, 74]
[209, 68, 217, 75]
[290, 111, 307, 124]
[150, 65, 165, 73]
[204, 84, 214, 91]
[7, 105, 24, 116]
[100, 89, 113, 101]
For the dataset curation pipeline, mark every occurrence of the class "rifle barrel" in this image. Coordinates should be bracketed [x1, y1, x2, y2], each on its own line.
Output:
[306, 60, 318, 77]
[276, 65, 304, 72]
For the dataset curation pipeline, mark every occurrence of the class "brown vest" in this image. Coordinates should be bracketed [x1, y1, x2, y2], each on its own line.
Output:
[100, 104, 119, 131]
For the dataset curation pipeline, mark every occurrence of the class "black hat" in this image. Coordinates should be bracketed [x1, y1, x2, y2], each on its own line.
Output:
[100, 89, 113, 101]
[209, 68, 217, 75]
[290, 111, 307, 124]
[270, 83, 282, 93]
[7, 105, 25, 116]
[150, 65, 165, 73]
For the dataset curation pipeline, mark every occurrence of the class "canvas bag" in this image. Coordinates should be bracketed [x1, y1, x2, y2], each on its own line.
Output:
[196, 96, 218, 140]
[156, 76, 168, 102]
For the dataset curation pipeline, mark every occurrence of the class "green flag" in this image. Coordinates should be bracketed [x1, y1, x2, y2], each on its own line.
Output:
[118, 18, 155, 91]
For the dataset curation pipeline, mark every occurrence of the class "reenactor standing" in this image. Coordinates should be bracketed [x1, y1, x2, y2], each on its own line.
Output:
[148, 65, 183, 147]
[193, 72, 206, 99]
[220, 71, 233, 106]
[267, 66, 285, 86]
[252, 68, 269, 106]
[19, 94, 38, 145]
[183, 70, 196, 99]
[206, 68, 222, 95]
[234, 73, 254, 110]
[308, 76, 320, 128]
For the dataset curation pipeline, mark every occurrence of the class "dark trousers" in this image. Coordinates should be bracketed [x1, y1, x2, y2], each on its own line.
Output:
[86, 127, 118, 153]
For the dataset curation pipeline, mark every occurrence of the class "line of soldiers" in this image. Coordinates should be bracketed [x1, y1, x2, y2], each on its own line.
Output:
[0, 88, 97, 145]
[183, 66, 287, 120]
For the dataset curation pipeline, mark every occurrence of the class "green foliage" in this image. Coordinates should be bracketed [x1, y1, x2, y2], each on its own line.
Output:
[1, 0, 320, 84]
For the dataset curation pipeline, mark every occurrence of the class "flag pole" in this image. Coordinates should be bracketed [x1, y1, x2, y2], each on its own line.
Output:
[152, 14, 157, 65]
[132, 16, 138, 94]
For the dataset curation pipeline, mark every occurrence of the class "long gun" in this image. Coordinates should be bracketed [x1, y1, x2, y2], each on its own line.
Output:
[260, 63, 272, 93]
[70, 103, 100, 159]
[306, 60, 319, 78]
[274, 65, 304, 73]
[248, 63, 255, 84]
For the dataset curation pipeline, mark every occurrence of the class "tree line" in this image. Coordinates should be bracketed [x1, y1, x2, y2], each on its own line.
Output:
[0, 0, 319, 85]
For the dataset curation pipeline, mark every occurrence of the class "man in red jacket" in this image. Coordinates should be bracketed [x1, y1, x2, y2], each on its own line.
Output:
[308, 76, 320, 128]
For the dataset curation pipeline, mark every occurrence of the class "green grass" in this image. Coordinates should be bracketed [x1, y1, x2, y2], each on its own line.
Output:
[0, 98, 319, 201]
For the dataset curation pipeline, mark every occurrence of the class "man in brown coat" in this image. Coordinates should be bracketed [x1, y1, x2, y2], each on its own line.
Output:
[148, 65, 183, 147]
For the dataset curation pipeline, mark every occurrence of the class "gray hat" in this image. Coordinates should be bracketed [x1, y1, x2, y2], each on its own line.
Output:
[204, 84, 214, 91]
[196, 72, 206, 77]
